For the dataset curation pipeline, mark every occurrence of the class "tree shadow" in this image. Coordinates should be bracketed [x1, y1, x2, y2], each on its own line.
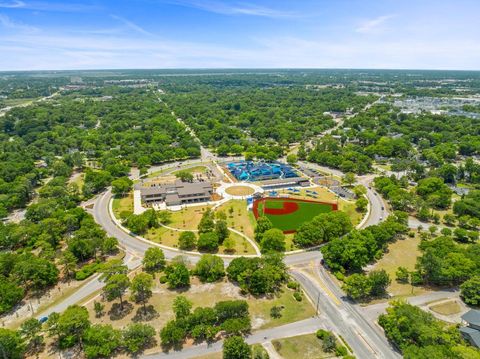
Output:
[132, 305, 159, 322]
[108, 301, 133, 321]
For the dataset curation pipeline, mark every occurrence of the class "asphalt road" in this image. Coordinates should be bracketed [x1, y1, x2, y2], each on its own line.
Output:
[290, 268, 401, 359]
[142, 317, 323, 359]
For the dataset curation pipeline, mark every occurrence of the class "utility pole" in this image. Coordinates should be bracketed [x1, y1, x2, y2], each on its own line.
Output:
[316, 291, 321, 316]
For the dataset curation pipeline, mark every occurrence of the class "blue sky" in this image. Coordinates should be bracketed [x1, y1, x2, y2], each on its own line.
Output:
[0, 0, 479, 70]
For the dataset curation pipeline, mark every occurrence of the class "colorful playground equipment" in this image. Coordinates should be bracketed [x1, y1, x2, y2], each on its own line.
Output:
[227, 161, 299, 182]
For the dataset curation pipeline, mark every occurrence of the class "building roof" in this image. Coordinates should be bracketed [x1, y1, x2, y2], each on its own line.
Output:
[462, 310, 480, 327]
[460, 326, 480, 347]
[139, 180, 212, 197]
[165, 193, 180, 203]
[260, 177, 307, 186]
[139, 186, 166, 196]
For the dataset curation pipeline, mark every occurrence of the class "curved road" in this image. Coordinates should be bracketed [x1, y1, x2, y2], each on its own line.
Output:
[37, 161, 395, 358]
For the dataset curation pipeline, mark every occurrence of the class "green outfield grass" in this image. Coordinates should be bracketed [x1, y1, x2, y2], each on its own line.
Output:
[255, 198, 335, 233]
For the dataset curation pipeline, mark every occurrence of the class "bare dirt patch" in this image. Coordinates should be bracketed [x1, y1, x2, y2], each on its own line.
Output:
[225, 185, 255, 196]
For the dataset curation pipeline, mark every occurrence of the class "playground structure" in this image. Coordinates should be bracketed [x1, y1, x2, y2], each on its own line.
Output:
[227, 161, 299, 182]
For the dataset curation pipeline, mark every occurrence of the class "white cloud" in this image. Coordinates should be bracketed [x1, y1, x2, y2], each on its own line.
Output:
[356, 15, 394, 34]
[110, 15, 153, 36]
[0, 0, 24, 8]
[0, 13, 38, 32]
[0, 1, 100, 12]
[164, 0, 298, 18]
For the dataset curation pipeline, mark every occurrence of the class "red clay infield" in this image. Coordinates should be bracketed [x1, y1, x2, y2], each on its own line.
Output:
[263, 201, 299, 215]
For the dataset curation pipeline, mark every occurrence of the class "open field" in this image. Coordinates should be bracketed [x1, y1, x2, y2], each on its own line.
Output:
[371, 235, 428, 297]
[168, 205, 212, 230]
[171, 165, 208, 175]
[84, 278, 315, 355]
[145, 225, 257, 254]
[277, 186, 362, 225]
[254, 197, 336, 233]
[272, 334, 336, 359]
[112, 192, 134, 218]
[215, 199, 256, 240]
[429, 300, 462, 315]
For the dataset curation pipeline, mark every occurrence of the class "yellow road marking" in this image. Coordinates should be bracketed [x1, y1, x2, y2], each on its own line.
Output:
[306, 261, 341, 306]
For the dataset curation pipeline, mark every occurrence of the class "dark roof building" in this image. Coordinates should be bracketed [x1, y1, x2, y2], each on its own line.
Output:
[138, 180, 212, 206]
[460, 309, 480, 348]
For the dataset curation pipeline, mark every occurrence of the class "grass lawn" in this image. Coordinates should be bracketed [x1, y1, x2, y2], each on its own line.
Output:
[272, 334, 336, 359]
[168, 205, 212, 230]
[112, 192, 134, 218]
[255, 198, 334, 232]
[171, 165, 207, 175]
[215, 199, 256, 240]
[248, 287, 316, 330]
[276, 186, 362, 226]
[371, 234, 428, 298]
[145, 225, 256, 254]
[429, 300, 462, 315]
[85, 279, 315, 355]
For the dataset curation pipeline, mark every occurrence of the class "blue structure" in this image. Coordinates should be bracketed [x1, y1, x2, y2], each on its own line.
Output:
[227, 161, 299, 182]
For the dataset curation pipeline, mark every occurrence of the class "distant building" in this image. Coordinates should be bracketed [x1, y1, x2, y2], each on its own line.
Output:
[460, 310, 480, 348]
[260, 177, 310, 190]
[137, 180, 213, 206]
[448, 185, 470, 196]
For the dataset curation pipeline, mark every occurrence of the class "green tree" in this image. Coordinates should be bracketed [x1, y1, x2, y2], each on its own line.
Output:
[460, 276, 480, 306]
[178, 231, 196, 250]
[164, 263, 190, 289]
[197, 232, 219, 252]
[130, 272, 154, 314]
[122, 323, 156, 354]
[286, 154, 298, 165]
[0, 328, 25, 359]
[100, 259, 127, 281]
[342, 273, 372, 300]
[60, 250, 77, 280]
[142, 247, 166, 273]
[0, 279, 24, 314]
[111, 177, 133, 196]
[103, 274, 130, 310]
[160, 320, 186, 348]
[260, 228, 286, 253]
[173, 295, 192, 320]
[175, 170, 194, 182]
[56, 305, 91, 348]
[198, 209, 215, 234]
[254, 216, 273, 242]
[223, 336, 251, 359]
[20, 318, 43, 353]
[356, 197, 368, 212]
[83, 324, 121, 359]
[194, 254, 225, 283]
[395, 267, 410, 283]
[342, 172, 356, 187]
[369, 270, 390, 297]
[215, 219, 229, 244]
[93, 301, 104, 318]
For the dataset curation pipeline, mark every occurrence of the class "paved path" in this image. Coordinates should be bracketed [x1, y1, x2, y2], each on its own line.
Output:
[142, 317, 322, 358]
